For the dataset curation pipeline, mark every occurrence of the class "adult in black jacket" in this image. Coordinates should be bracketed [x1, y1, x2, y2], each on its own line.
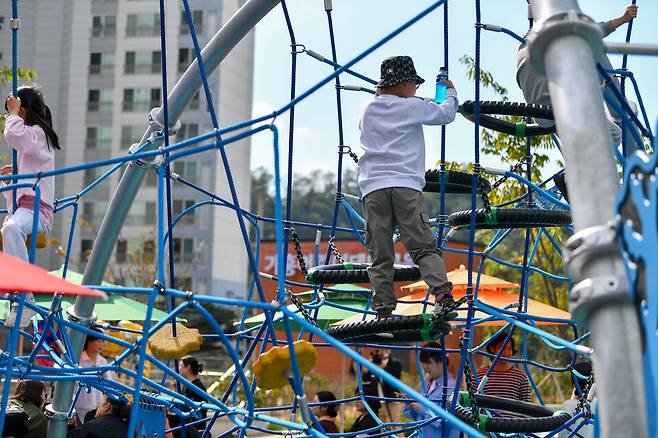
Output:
[348, 386, 381, 436]
[67, 395, 129, 438]
[362, 349, 402, 423]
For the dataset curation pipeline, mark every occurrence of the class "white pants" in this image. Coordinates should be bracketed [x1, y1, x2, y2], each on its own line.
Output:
[2, 207, 49, 262]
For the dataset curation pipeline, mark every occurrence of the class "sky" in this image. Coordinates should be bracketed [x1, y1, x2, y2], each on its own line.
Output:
[249, 0, 658, 184]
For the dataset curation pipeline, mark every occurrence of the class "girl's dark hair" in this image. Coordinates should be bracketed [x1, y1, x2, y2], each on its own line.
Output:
[83, 327, 104, 351]
[181, 355, 203, 375]
[103, 395, 131, 421]
[13, 380, 45, 406]
[419, 341, 450, 366]
[316, 391, 338, 417]
[355, 385, 380, 413]
[486, 331, 516, 356]
[5, 86, 60, 150]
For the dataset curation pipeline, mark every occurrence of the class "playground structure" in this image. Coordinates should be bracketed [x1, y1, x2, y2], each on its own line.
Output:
[0, 0, 655, 436]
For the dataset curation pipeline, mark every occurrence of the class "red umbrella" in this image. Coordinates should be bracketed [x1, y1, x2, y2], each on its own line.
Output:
[0, 253, 106, 298]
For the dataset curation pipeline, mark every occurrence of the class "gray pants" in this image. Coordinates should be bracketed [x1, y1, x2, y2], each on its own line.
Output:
[363, 187, 452, 313]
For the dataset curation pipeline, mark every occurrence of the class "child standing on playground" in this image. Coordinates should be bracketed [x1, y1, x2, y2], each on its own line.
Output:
[3, 86, 60, 327]
[358, 56, 458, 321]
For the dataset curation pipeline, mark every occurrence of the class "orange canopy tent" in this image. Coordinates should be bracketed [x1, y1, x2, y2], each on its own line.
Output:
[0, 253, 106, 298]
[401, 264, 520, 293]
[336, 265, 571, 327]
[335, 288, 571, 327]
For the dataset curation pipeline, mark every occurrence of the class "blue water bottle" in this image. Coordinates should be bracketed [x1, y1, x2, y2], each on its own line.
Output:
[434, 67, 448, 103]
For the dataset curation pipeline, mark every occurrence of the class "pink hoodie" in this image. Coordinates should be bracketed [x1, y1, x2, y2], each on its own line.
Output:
[3, 114, 55, 228]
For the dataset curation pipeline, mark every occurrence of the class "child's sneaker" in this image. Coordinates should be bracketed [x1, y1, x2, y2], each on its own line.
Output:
[432, 294, 462, 322]
[5, 298, 37, 328]
[375, 309, 393, 320]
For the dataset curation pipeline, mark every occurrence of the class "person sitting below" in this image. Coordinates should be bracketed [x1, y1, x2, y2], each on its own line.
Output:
[474, 331, 531, 405]
[9, 380, 48, 438]
[75, 328, 114, 424]
[361, 349, 402, 424]
[348, 385, 381, 436]
[166, 356, 208, 438]
[403, 342, 458, 437]
[312, 391, 339, 433]
[67, 395, 130, 438]
[559, 361, 595, 438]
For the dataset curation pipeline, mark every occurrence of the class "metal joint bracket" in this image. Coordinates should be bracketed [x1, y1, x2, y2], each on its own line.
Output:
[527, 10, 603, 75]
[564, 223, 618, 278]
[564, 224, 630, 323]
[66, 307, 96, 326]
[569, 274, 629, 324]
[45, 404, 72, 420]
[129, 136, 163, 169]
[10, 19, 20, 30]
[149, 108, 181, 137]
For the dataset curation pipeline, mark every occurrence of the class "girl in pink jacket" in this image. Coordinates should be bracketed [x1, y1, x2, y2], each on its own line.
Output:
[3, 86, 60, 327]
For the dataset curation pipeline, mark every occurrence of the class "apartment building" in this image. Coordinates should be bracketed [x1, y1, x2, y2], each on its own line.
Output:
[0, 0, 253, 298]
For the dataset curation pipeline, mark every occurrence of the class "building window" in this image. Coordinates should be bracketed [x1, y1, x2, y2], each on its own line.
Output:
[145, 170, 158, 187]
[0, 16, 4, 31]
[178, 123, 199, 140]
[92, 15, 116, 38]
[125, 201, 155, 225]
[87, 90, 100, 112]
[87, 89, 113, 113]
[174, 276, 193, 291]
[85, 126, 112, 150]
[173, 238, 195, 263]
[123, 88, 161, 112]
[145, 201, 156, 224]
[173, 200, 195, 224]
[180, 10, 203, 34]
[173, 161, 198, 184]
[143, 240, 155, 263]
[188, 91, 200, 110]
[125, 50, 161, 74]
[89, 52, 114, 75]
[120, 126, 145, 149]
[178, 48, 194, 73]
[83, 166, 111, 187]
[82, 202, 94, 222]
[116, 240, 127, 264]
[80, 239, 93, 262]
[81, 201, 108, 224]
[126, 13, 160, 37]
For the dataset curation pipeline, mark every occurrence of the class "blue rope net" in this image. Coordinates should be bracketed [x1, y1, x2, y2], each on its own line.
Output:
[0, 1, 654, 436]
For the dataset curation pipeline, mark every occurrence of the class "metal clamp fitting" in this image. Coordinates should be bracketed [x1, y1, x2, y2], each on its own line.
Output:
[149, 107, 181, 137]
[129, 134, 164, 169]
[564, 224, 630, 324]
[527, 10, 603, 75]
[10, 19, 20, 30]
[66, 307, 96, 326]
[569, 274, 629, 325]
[564, 223, 618, 279]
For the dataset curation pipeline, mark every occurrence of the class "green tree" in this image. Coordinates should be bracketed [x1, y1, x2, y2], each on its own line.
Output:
[460, 55, 573, 402]
[0, 66, 37, 136]
[251, 166, 476, 241]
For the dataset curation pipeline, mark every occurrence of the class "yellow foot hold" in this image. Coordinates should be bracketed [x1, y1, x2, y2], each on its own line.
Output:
[147, 323, 203, 359]
[253, 340, 317, 390]
[0, 232, 47, 250]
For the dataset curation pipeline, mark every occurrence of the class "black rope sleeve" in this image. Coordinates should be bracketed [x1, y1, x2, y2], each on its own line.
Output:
[305, 263, 421, 285]
[448, 207, 571, 229]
